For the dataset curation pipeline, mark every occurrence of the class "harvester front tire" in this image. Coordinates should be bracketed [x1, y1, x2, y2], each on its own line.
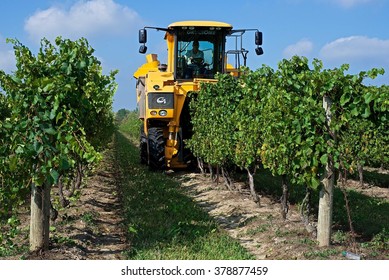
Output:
[140, 126, 148, 164]
[147, 127, 166, 170]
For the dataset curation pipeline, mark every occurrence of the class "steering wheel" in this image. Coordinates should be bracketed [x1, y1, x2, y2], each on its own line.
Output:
[191, 57, 204, 65]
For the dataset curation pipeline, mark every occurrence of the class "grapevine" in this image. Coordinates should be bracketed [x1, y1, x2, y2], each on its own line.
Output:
[188, 55, 388, 245]
[0, 37, 117, 252]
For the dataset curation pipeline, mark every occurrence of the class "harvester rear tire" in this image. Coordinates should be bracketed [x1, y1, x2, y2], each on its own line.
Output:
[147, 127, 166, 170]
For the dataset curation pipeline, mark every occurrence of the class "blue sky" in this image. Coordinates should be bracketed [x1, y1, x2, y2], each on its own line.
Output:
[1, 0, 388, 111]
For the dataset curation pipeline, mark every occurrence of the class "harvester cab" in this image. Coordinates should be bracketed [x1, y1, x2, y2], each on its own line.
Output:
[134, 21, 263, 170]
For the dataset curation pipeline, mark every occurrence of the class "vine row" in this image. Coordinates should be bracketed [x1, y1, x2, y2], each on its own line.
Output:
[187, 56, 388, 244]
[0, 37, 117, 251]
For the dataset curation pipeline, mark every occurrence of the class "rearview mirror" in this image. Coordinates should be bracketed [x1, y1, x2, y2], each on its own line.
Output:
[139, 45, 147, 54]
[255, 47, 264, 56]
[139, 29, 147, 44]
[255, 31, 263, 46]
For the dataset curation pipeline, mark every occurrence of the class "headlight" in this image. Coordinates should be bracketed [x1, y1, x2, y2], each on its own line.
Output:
[150, 110, 157, 116]
[159, 110, 167, 116]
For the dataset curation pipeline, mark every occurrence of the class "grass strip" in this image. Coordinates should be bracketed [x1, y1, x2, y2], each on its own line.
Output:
[114, 131, 254, 260]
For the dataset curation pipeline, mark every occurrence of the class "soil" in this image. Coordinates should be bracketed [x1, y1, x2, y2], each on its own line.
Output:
[175, 171, 389, 259]
[175, 172, 310, 260]
[3, 143, 388, 260]
[8, 143, 128, 260]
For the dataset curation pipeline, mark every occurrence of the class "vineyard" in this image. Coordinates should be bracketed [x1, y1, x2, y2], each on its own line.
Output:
[187, 56, 388, 247]
[1, 37, 388, 259]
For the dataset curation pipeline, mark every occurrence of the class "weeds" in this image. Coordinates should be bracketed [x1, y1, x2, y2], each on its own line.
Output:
[0, 216, 28, 257]
[81, 211, 98, 226]
[246, 224, 270, 236]
[304, 248, 340, 259]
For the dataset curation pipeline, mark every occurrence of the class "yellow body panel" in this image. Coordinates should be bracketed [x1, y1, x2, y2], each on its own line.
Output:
[166, 33, 175, 73]
[146, 71, 175, 90]
[133, 54, 159, 79]
[168, 20, 232, 29]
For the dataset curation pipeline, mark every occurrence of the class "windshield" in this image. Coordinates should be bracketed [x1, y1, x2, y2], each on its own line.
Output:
[175, 28, 224, 79]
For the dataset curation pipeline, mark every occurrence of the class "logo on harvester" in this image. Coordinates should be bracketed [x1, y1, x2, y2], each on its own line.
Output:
[156, 97, 167, 104]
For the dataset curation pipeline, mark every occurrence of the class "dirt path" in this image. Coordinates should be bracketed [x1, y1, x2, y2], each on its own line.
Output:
[175, 172, 389, 260]
[175, 173, 313, 259]
[26, 143, 127, 260]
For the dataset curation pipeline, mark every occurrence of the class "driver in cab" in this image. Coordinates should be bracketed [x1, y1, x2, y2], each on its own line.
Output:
[185, 40, 204, 64]
[185, 40, 204, 78]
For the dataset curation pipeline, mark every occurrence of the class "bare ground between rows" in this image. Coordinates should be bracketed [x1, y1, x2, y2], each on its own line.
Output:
[172, 171, 389, 260]
[173, 172, 311, 259]
[12, 143, 128, 260]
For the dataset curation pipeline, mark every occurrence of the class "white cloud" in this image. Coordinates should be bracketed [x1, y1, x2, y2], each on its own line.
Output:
[283, 39, 314, 58]
[320, 36, 389, 64]
[24, 0, 143, 41]
[0, 36, 15, 73]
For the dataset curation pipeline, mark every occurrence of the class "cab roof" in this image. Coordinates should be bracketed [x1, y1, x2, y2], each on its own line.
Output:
[168, 20, 233, 29]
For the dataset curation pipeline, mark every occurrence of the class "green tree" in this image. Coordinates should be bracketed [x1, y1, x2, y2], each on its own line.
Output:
[116, 108, 131, 124]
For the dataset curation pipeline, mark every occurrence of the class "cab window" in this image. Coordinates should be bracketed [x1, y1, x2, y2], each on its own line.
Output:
[175, 29, 224, 79]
